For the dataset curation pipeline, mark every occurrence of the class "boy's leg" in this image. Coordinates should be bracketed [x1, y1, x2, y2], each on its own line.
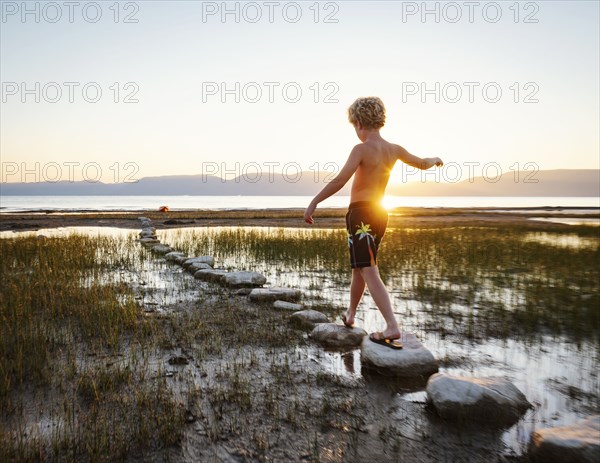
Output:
[359, 266, 401, 339]
[345, 268, 365, 325]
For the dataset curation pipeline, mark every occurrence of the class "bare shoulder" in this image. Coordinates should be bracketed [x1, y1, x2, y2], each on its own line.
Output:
[391, 143, 412, 160]
[349, 143, 367, 159]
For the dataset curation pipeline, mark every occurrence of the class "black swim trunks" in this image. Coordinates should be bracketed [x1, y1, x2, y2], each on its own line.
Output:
[345, 201, 388, 268]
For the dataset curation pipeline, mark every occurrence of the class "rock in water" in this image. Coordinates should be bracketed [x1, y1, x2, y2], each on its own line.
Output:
[529, 415, 600, 463]
[151, 244, 174, 255]
[193, 269, 228, 283]
[361, 332, 438, 377]
[183, 256, 215, 268]
[165, 252, 187, 264]
[139, 229, 157, 238]
[273, 301, 303, 311]
[187, 262, 213, 272]
[310, 323, 366, 348]
[221, 271, 267, 288]
[248, 287, 301, 302]
[290, 309, 328, 329]
[426, 373, 531, 426]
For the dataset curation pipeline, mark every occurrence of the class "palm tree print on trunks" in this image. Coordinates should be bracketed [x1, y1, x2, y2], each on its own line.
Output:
[355, 221, 377, 267]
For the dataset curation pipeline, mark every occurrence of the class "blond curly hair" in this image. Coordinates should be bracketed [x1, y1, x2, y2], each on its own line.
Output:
[347, 97, 386, 129]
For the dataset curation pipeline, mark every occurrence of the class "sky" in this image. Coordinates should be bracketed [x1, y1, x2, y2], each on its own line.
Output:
[1, 0, 599, 185]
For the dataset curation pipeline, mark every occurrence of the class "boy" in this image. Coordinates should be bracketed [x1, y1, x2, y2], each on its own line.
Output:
[304, 97, 443, 349]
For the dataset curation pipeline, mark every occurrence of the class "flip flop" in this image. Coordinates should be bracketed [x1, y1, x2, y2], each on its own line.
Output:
[369, 332, 403, 350]
[341, 314, 354, 328]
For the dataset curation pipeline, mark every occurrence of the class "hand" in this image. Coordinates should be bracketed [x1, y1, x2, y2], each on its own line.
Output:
[432, 157, 443, 167]
[304, 202, 316, 224]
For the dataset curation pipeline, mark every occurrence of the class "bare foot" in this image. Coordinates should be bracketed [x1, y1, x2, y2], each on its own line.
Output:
[377, 327, 401, 340]
[342, 310, 355, 327]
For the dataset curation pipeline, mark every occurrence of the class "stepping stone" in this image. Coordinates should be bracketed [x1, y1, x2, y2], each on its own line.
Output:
[290, 309, 328, 329]
[187, 262, 213, 272]
[151, 244, 174, 255]
[361, 333, 439, 378]
[165, 252, 187, 264]
[183, 256, 215, 268]
[530, 415, 600, 463]
[248, 287, 301, 303]
[193, 269, 228, 283]
[273, 300, 303, 311]
[234, 288, 253, 296]
[426, 373, 531, 426]
[221, 271, 266, 288]
[310, 323, 366, 348]
[140, 237, 160, 245]
[138, 217, 150, 221]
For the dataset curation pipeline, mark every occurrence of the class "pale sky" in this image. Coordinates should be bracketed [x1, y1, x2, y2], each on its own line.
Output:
[1, 0, 598, 184]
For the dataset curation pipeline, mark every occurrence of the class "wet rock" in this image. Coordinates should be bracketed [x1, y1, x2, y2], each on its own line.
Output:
[290, 309, 328, 329]
[221, 271, 266, 288]
[165, 252, 187, 264]
[138, 216, 150, 222]
[151, 244, 174, 255]
[234, 288, 253, 295]
[310, 323, 366, 348]
[140, 237, 160, 245]
[361, 332, 439, 378]
[273, 300, 303, 311]
[248, 287, 301, 303]
[193, 269, 228, 283]
[529, 415, 600, 463]
[183, 256, 215, 268]
[426, 373, 530, 425]
[187, 262, 213, 272]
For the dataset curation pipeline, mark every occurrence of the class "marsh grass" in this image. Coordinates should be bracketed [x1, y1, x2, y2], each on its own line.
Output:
[0, 234, 186, 461]
[1, 220, 598, 461]
[164, 223, 599, 339]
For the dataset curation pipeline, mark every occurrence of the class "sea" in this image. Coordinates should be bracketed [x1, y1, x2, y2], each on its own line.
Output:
[0, 195, 599, 213]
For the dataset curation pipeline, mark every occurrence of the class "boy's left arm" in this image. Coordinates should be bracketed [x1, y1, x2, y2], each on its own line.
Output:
[304, 147, 362, 224]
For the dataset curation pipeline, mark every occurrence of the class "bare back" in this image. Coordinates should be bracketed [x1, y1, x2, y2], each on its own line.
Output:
[350, 138, 399, 203]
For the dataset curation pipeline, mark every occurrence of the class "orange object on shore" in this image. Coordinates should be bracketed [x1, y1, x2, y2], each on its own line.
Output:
[158, 206, 169, 212]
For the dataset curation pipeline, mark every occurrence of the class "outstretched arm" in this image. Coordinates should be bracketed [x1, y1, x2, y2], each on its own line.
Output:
[304, 146, 362, 224]
[396, 145, 443, 170]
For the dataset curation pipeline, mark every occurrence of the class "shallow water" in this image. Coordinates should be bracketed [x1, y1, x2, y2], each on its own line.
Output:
[3, 225, 598, 458]
[529, 217, 600, 226]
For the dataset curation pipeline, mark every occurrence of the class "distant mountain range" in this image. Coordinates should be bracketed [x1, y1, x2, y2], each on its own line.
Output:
[1, 169, 598, 197]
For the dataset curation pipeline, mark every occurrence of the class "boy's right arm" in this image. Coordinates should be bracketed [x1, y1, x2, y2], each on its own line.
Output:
[396, 145, 443, 170]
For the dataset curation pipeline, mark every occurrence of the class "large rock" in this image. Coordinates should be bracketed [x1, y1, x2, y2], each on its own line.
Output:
[248, 287, 301, 303]
[426, 373, 530, 425]
[187, 262, 213, 273]
[273, 301, 303, 311]
[529, 415, 600, 463]
[310, 323, 366, 348]
[193, 269, 228, 283]
[361, 332, 438, 378]
[183, 256, 215, 268]
[151, 244, 174, 255]
[221, 271, 266, 288]
[290, 309, 328, 329]
[165, 252, 187, 264]
[139, 229, 157, 239]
